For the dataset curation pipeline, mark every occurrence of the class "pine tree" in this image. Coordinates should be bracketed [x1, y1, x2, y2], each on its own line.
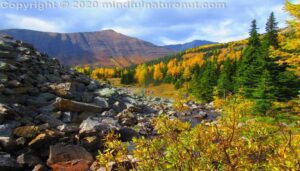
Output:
[235, 20, 263, 97]
[192, 60, 217, 102]
[262, 12, 299, 102]
[217, 58, 234, 98]
[252, 69, 276, 114]
[265, 12, 279, 48]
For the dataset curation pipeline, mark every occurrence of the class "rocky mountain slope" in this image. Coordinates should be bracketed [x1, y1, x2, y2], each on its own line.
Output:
[0, 29, 175, 67]
[0, 34, 217, 170]
[163, 40, 217, 51]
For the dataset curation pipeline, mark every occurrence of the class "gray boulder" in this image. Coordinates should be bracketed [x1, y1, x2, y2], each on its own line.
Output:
[54, 97, 105, 113]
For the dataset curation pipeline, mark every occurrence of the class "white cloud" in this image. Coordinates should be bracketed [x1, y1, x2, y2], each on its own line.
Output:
[4, 14, 66, 32]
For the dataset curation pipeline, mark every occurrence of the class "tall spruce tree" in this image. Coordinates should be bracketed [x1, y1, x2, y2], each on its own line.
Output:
[235, 20, 263, 97]
[265, 12, 279, 48]
[261, 12, 298, 102]
[217, 58, 234, 98]
[192, 60, 217, 102]
[252, 69, 276, 115]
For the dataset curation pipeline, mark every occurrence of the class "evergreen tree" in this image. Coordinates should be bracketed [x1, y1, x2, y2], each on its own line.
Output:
[192, 60, 217, 102]
[265, 12, 279, 48]
[252, 69, 276, 114]
[261, 12, 299, 102]
[235, 20, 263, 97]
[217, 58, 234, 98]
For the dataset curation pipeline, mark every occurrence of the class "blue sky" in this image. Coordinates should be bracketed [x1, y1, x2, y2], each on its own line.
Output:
[0, 0, 298, 45]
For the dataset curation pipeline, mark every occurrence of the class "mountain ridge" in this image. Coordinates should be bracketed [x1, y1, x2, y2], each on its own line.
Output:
[0, 29, 175, 67]
[163, 40, 217, 51]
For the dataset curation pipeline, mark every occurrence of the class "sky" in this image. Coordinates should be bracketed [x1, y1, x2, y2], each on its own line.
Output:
[0, 0, 298, 45]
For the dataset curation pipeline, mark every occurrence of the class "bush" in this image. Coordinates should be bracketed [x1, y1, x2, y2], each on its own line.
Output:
[97, 96, 300, 170]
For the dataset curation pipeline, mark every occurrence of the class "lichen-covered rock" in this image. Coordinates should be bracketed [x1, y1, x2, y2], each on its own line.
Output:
[13, 126, 40, 138]
[47, 144, 93, 171]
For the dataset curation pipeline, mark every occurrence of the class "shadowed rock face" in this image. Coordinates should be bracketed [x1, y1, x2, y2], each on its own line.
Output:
[0, 29, 175, 67]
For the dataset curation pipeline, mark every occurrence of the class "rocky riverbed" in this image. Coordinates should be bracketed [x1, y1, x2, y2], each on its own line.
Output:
[0, 34, 219, 171]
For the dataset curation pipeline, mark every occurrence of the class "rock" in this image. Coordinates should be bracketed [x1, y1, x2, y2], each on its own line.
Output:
[16, 152, 41, 167]
[49, 82, 72, 97]
[82, 92, 94, 103]
[80, 136, 102, 152]
[38, 93, 56, 101]
[7, 80, 21, 88]
[0, 73, 8, 83]
[32, 164, 47, 171]
[93, 97, 109, 108]
[121, 96, 137, 105]
[57, 124, 79, 133]
[75, 75, 91, 84]
[0, 50, 17, 59]
[139, 122, 154, 136]
[117, 110, 138, 127]
[61, 112, 72, 123]
[95, 88, 116, 97]
[119, 127, 140, 142]
[112, 101, 127, 113]
[87, 81, 99, 91]
[13, 125, 40, 138]
[54, 97, 105, 113]
[101, 109, 117, 117]
[36, 114, 65, 128]
[46, 74, 61, 83]
[0, 121, 20, 150]
[28, 130, 59, 149]
[47, 144, 93, 171]
[79, 117, 114, 135]
[0, 40, 14, 51]
[0, 152, 22, 171]
[0, 104, 16, 124]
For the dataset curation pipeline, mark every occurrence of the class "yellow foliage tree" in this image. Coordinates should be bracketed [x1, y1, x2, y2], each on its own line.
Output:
[271, 0, 300, 75]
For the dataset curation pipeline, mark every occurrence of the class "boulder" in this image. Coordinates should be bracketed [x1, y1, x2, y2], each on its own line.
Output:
[0, 50, 17, 59]
[0, 153, 22, 171]
[101, 109, 117, 117]
[7, 80, 21, 88]
[47, 144, 93, 171]
[117, 110, 138, 127]
[13, 126, 40, 138]
[0, 73, 8, 83]
[16, 152, 41, 168]
[54, 97, 105, 113]
[28, 130, 60, 149]
[95, 88, 117, 97]
[112, 101, 127, 113]
[0, 104, 16, 124]
[87, 81, 99, 91]
[79, 117, 114, 135]
[0, 121, 20, 150]
[32, 164, 47, 171]
[93, 97, 109, 108]
[119, 127, 140, 142]
[36, 114, 65, 128]
[80, 136, 102, 152]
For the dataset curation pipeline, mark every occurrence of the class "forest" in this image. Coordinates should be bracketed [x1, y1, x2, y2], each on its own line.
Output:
[71, 1, 300, 170]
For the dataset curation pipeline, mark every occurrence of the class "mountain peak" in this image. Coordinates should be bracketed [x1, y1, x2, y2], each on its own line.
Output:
[0, 29, 175, 67]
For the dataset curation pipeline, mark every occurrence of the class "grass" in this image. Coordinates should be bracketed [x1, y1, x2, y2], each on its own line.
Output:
[107, 78, 186, 99]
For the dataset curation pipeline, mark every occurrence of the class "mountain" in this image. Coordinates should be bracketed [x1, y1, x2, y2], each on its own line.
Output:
[163, 40, 217, 51]
[0, 29, 175, 67]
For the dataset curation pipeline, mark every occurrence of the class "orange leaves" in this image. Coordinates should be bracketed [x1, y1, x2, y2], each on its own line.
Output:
[153, 62, 165, 81]
[91, 68, 116, 80]
[135, 64, 149, 86]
